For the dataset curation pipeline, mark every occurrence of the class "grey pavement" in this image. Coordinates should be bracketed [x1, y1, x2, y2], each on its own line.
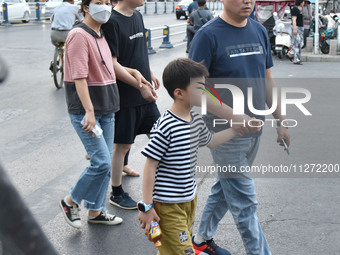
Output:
[1, 17, 340, 255]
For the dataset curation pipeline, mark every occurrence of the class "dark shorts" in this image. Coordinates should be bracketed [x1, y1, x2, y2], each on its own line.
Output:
[114, 102, 160, 144]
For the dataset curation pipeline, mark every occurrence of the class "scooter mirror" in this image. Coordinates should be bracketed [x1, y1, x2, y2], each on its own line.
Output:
[273, 12, 279, 21]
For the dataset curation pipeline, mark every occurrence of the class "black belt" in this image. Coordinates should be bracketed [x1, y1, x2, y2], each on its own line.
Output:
[51, 28, 69, 31]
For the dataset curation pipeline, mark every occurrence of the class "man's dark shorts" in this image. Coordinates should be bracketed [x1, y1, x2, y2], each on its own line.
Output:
[114, 102, 160, 144]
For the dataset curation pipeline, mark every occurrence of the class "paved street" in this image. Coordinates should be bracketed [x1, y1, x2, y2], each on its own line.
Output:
[1, 14, 340, 255]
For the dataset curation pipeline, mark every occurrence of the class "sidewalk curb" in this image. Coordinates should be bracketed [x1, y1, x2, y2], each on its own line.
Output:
[301, 52, 340, 62]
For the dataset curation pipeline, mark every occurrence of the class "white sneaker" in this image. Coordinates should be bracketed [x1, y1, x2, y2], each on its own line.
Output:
[59, 199, 81, 229]
[88, 212, 123, 226]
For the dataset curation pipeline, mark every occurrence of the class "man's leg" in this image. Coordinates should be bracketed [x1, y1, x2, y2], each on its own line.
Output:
[220, 177, 271, 255]
[109, 143, 137, 209]
[197, 179, 229, 240]
[122, 149, 140, 177]
[111, 143, 131, 187]
[110, 107, 138, 209]
[195, 137, 271, 255]
[186, 25, 195, 53]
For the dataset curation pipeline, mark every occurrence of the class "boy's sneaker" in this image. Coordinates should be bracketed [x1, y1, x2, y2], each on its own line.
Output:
[193, 238, 231, 255]
[59, 199, 81, 229]
[88, 212, 123, 225]
[109, 192, 137, 210]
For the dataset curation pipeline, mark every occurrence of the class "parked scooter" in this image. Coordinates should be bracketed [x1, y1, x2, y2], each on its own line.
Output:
[319, 14, 339, 54]
[273, 12, 292, 59]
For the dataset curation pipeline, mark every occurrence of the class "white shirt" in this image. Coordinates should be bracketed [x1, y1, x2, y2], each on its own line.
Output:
[51, 2, 81, 30]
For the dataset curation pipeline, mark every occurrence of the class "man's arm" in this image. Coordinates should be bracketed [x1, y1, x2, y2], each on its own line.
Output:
[266, 69, 290, 146]
[208, 120, 261, 148]
[112, 57, 157, 102]
[138, 157, 160, 235]
[150, 68, 160, 90]
[190, 84, 256, 136]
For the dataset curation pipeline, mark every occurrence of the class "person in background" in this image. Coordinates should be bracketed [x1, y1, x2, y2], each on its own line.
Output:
[50, 0, 82, 46]
[188, 0, 198, 15]
[289, 0, 305, 65]
[50, 0, 82, 72]
[186, 0, 213, 53]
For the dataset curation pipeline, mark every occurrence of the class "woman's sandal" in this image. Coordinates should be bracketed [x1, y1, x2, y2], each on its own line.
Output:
[123, 165, 140, 177]
[293, 61, 303, 65]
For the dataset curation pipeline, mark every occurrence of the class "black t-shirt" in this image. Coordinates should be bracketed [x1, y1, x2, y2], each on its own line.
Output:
[102, 10, 151, 108]
[291, 6, 304, 27]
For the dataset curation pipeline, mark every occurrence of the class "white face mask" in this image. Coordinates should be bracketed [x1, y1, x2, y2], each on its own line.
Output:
[88, 3, 111, 24]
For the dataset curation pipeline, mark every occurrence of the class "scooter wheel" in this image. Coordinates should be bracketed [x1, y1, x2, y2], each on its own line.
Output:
[320, 42, 329, 54]
[277, 51, 283, 59]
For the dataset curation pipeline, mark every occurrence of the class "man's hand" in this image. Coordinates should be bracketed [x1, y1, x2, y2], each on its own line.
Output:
[277, 126, 290, 147]
[138, 208, 160, 235]
[129, 69, 152, 89]
[150, 70, 160, 90]
[140, 84, 158, 102]
[231, 114, 260, 136]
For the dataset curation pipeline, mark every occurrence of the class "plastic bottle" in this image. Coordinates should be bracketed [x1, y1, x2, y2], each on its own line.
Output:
[80, 117, 103, 138]
[148, 220, 162, 247]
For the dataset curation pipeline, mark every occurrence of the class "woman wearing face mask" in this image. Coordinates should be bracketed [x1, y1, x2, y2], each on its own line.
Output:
[59, 0, 122, 228]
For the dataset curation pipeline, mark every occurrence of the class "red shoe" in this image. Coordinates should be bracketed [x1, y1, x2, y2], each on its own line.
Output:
[192, 238, 231, 255]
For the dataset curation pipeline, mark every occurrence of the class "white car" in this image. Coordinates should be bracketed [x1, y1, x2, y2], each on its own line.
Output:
[41, 0, 62, 18]
[0, 0, 31, 23]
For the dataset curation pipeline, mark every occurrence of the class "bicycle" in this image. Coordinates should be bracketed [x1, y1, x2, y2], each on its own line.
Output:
[50, 42, 65, 89]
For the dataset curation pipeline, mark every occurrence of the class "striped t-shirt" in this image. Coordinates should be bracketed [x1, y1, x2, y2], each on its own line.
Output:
[142, 110, 212, 203]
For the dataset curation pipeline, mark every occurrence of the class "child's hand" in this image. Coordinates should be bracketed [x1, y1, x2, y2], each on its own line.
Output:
[248, 118, 262, 133]
[138, 208, 160, 235]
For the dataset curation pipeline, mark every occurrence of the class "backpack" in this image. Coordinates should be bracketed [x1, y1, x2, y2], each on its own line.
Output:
[194, 9, 208, 31]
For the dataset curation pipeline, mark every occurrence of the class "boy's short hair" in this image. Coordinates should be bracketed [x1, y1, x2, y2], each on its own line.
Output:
[162, 58, 209, 99]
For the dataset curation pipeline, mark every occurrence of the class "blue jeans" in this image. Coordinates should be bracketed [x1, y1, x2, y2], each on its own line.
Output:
[69, 113, 115, 212]
[198, 136, 271, 255]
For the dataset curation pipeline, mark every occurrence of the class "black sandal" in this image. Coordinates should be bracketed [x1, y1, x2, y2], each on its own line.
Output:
[293, 61, 303, 65]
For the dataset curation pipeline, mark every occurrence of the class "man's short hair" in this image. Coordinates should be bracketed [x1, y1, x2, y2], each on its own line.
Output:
[295, 0, 304, 6]
[197, 0, 206, 7]
[162, 58, 209, 99]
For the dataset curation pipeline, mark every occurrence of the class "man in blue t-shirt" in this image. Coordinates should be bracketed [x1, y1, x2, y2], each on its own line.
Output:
[189, 0, 290, 254]
[187, 0, 198, 14]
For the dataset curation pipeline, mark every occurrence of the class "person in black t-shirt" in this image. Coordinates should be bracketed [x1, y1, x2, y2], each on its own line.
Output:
[289, 0, 305, 64]
[102, 0, 160, 210]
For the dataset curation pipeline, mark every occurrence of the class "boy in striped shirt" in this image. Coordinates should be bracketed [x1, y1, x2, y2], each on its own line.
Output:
[138, 58, 260, 254]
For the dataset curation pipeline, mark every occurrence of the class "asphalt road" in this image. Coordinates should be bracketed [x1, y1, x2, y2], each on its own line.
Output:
[1, 14, 340, 255]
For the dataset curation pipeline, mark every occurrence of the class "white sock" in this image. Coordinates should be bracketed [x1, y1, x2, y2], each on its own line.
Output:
[64, 196, 72, 207]
[194, 234, 205, 245]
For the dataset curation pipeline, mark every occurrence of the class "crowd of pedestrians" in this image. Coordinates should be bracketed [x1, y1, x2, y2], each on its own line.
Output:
[55, 0, 290, 253]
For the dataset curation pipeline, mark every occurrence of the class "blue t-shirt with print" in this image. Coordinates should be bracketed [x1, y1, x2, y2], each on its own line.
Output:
[189, 17, 273, 136]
